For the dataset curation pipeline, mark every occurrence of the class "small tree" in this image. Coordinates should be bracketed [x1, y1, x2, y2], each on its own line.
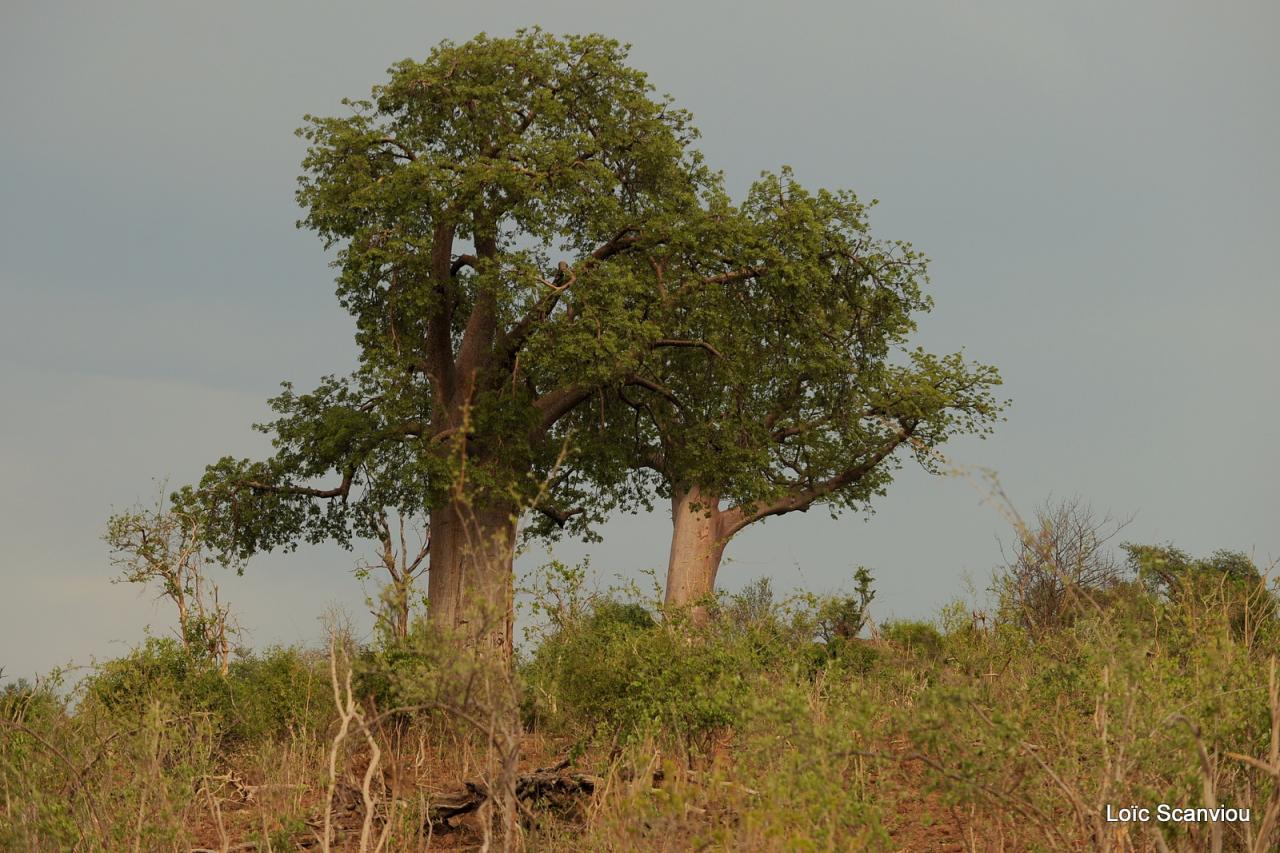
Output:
[355, 510, 429, 644]
[814, 567, 878, 644]
[994, 497, 1128, 637]
[105, 490, 236, 674]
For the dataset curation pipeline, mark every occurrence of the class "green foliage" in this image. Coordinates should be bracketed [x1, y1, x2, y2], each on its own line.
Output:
[721, 576, 778, 629]
[0, 677, 63, 728]
[223, 647, 328, 742]
[781, 567, 881, 672]
[81, 638, 327, 747]
[572, 164, 1005, 550]
[179, 29, 718, 570]
[880, 619, 944, 660]
[2, 658, 225, 850]
[814, 566, 877, 644]
[522, 569, 893, 746]
[174, 31, 1004, 653]
[894, 565, 1279, 850]
[1124, 544, 1272, 642]
[5, 534, 1279, 849]
[733, 679, 887, 849]
[352, 616, 439, 712]
[522, 597, 752, 745]
[104, 494, 236, 671]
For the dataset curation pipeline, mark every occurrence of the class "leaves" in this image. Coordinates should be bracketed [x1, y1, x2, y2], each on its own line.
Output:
[182, 29, 1005, 580]
[572, 168, 1005, 525]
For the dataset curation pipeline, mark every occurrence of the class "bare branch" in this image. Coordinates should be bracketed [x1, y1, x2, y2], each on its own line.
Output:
[535, 503, 585, 529]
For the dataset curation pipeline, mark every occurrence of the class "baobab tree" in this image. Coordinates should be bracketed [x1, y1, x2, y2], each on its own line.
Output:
[176, 30, 1003, 656]
[177, 30, 723, 657]
[564, 170, 1004, 614]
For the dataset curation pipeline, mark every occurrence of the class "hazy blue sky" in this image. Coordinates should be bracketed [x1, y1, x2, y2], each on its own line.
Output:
[2, 1, 1276, 679]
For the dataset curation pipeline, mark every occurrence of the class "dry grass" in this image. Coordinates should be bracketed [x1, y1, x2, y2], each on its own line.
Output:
[4, 555, 1278, 851]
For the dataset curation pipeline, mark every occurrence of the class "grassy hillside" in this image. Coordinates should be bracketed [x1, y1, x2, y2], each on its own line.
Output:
[3, 545, 1277, 851]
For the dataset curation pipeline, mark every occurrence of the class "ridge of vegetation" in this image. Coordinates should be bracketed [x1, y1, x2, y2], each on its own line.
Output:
[3, 500, 1277, 850]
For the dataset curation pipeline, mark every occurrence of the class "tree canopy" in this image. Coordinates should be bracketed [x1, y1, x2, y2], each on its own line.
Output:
[177, 28, 1004, 653]
[559, 168, 1003, 608]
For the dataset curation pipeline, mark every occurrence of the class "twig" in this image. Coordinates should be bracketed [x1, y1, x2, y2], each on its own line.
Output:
[200, 775, 231, 853]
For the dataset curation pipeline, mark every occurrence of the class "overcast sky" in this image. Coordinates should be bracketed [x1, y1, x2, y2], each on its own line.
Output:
[2, 1, 1276, 679]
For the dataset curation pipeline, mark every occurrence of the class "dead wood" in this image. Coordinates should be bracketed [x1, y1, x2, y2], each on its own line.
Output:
[425, 760, 600, 832]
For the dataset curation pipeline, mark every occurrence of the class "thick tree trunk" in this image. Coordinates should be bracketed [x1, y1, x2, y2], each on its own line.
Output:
[427, 497, 517, 659]
[664, 484, 728, 620]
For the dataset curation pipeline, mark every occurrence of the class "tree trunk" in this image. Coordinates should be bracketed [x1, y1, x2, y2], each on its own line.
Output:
[664, 484, 728, 621]
[427, 497, 517, 660]
[391, 578, 410, 644]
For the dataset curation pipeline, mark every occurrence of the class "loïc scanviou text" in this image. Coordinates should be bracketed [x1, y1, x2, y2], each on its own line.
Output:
[1105, 804, 1250, 823]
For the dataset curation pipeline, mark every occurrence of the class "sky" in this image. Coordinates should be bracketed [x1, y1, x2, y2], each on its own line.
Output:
[2, 1, 1276, 680]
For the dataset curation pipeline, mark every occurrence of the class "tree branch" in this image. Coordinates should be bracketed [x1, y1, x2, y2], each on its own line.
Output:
[240, 420, 447, 501]
[245, 470, 355, 501]
[652, 339, 724, 359]
[722, 422, 917, 537]
[498, 229, 643, 371]
[534, 503, 585, 529]
[375, 137, 417, 162]
[669, 264, 767, 301]
[456, 228, 500, 382]
[532, 385, 593, 435]
[624, 375, 685, 409]
[450, 254, 477, 276]
[590, 228, 641, 262]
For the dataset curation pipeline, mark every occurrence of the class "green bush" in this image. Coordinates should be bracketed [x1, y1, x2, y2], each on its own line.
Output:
[881, 619, 944, 660]
[522, 599, 753, 746]
[351, 615, 448, 716]
[84, 637, 222, 710]
[80, 637, 327, 746]
[0, 676, 64, 727]
[223, 646, 327, 742]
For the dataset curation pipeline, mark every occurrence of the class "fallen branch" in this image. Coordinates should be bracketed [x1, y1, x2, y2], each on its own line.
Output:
[424, 760, 600, 831]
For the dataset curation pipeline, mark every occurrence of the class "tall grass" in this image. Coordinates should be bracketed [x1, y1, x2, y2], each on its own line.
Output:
[2, 551, 1276, 850]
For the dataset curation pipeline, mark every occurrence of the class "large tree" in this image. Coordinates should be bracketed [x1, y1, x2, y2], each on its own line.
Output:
[179, 30, 716, 655]
[180, 30, 1002, 653]
[565, 170, 1004, 613]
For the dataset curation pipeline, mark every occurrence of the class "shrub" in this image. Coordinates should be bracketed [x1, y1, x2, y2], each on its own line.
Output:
[1125, 543, 1276, 643]
[522, 598, 753, 747]
[80, 637, 327, 746]
[223, 646, 327, 742]
[992, 498, 1128, 638]
[0, 677, 64, 727]
[352, 614, 447, 714]
[881, 619, 944, 660]
[84, 637, 221, 712]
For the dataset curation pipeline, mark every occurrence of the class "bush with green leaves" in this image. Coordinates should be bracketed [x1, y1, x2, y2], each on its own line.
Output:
[1, 676, 64, 728]
[522, 598, 756, 747]
[80, 637, 327, 746]
[880, 619, 944, 660]
[892, 565, 1280, 852]
[1125, 543, 1275, 644]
